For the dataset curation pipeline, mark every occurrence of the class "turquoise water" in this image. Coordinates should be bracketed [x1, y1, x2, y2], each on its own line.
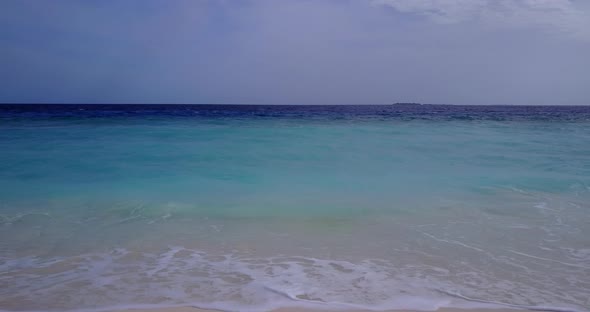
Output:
[1, 105, 589, 311]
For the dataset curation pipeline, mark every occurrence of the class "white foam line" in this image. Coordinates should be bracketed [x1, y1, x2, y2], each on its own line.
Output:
[0, 212, 53, 224]
[263, 292, 454, 312]
[437, 290, 585, 312]
[421, 232, 486, 253]
[106, 215, 142, 226]
[506, 250, 589, 269]
[534, 203, 561, 213]
[130, 203, 145, 216]
[419, 232, 539, 274]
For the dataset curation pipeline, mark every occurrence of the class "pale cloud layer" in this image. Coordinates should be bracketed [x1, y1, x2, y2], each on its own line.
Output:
[0, 0, 588, 105]
[373, 0, 590, 39]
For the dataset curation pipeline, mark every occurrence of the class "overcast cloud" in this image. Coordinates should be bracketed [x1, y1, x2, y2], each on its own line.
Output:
[373, 0, 590, 39]
[0, 0, 588, 105]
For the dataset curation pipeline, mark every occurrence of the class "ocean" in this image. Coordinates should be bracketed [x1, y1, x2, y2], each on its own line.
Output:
[1, 104, 589, 312]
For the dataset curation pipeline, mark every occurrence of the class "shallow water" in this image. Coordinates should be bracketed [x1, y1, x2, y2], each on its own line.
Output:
[1, 105, 589, 311]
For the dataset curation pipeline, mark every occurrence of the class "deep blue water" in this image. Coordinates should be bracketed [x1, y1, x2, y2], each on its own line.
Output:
[2, 103, 590, 121]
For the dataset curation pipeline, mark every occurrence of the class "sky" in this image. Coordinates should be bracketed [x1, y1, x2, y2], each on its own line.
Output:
[1, 0, 589, 105]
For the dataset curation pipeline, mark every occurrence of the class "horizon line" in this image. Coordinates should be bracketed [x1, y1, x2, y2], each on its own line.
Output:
[1, 103, 589, 107]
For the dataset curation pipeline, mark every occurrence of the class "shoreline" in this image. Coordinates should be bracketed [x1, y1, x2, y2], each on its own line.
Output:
[110, 307, 524, 312]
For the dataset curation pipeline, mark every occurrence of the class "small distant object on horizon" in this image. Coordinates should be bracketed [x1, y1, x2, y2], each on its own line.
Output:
[392, 102, 423, 106]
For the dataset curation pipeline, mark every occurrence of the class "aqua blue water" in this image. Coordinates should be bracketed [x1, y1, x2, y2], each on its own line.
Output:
[1, 105, 589, 312]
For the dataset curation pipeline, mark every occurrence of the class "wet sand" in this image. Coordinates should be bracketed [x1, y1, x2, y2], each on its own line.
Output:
[111, 307, 521, 312]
